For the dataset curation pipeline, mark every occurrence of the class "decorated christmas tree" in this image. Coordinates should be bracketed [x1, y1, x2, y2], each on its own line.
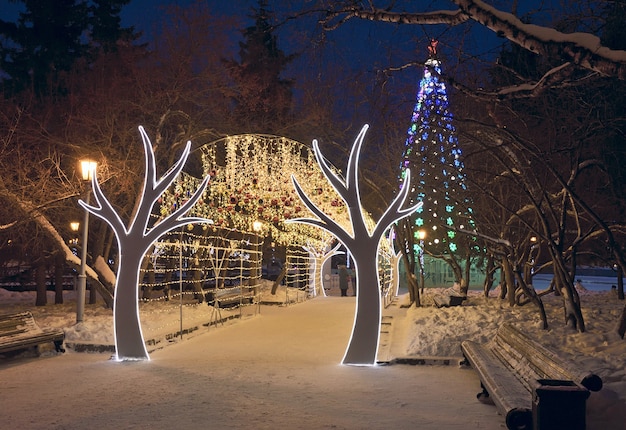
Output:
[399, 40, 474, 264]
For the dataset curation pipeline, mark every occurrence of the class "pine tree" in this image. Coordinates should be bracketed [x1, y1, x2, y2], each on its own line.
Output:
[225, 0, 296, 133]
[0, 0, 133, 97]
[399, 40, 474, 266]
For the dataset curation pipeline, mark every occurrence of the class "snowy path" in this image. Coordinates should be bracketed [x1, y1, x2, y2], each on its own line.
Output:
[1, 297, 504, 429]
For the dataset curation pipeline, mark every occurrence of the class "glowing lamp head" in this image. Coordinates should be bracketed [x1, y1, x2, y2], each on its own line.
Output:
[253, 220, 263, 232]
[418, 230, 426, 240]
[80, 160, 97, 181]
[70, 222, 80, 232]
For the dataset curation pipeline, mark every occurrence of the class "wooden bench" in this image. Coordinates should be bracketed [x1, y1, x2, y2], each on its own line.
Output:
[433, 294, 466, 308]
[0, 311, 65, 356]
[206, 286, 256, 309]
[461, 322, 601, 430]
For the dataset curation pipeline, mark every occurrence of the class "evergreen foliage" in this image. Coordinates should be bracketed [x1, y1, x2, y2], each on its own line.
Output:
[0, 0, 134, 97]
[399, 40, 474, 257]
[224, 0, 296, 134]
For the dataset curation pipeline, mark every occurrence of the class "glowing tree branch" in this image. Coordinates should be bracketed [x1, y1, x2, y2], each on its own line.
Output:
[289, 125, 421, 365]
[80, 126, 211, 361]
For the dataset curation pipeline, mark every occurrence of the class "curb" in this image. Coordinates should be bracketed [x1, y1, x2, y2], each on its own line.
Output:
[65, 313, 242, 354]
[387, 356, 464, 366]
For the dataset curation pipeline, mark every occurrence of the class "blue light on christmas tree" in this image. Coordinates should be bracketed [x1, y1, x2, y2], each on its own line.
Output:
[400, 39, 473, 254]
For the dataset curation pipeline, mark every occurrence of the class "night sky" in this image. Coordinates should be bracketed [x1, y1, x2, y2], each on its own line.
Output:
[0, 0, 568, 116]
[0, 0, 562, 81]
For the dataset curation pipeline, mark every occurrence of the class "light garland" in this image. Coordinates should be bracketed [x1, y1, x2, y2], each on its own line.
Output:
[154, 133, 396, 308]
[399, 45, 475, 254]
[160, 134, 352, 249]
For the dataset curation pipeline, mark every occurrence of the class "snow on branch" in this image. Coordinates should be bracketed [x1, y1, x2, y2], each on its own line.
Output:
[454, 0, 626, 79]
[325, 1, 626, 80]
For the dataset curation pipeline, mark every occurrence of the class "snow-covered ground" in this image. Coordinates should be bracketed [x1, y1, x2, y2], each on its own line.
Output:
[1, 281, 625, 429]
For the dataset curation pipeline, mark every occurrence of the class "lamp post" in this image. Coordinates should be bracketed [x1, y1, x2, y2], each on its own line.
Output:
[77, 160, 97, 324]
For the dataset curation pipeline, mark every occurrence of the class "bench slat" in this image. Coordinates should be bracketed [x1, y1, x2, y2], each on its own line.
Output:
[461, 340, 532, 430]
[0, 311, 65, 354]
[462, 322, 599, 430]
[494, 323, 602, 392]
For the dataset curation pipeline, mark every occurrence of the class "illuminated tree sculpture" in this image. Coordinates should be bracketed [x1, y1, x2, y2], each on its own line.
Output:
[289, 125, 421, 366]
[80, 126, 210, 361]
[303, 241, 343, 297]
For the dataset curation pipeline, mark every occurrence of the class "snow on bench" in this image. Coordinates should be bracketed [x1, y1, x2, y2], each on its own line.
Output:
[433, 294, 466, 308]
[461, 322, 601, 430]
[0, 311, 65, 356]
[205, 286, 257, 308]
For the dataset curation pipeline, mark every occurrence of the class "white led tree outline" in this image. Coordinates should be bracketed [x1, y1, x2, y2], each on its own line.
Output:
[303, 241, 343, 297]
[79, 126, 211, 361]
[289, 125, 421, 365]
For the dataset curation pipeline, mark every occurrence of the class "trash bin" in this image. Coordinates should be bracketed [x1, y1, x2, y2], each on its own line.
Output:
[533, 379, 590, 430]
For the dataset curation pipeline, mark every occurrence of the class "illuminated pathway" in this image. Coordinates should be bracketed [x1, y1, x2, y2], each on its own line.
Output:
[1, 298, 504, 429]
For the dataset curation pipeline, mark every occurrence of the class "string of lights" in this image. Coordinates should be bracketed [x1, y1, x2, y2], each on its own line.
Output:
[150, 133, 396, 304]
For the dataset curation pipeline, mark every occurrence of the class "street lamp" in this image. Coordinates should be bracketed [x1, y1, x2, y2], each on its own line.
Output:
[77, 159, 97, 323]
[69, 222, 80, 246]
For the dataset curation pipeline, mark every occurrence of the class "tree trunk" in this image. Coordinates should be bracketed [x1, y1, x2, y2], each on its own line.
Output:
[617, 304, 626, 339]
[396, 219, 418, 305]
[483, 254, 495, 298]
[553, 264, 585, 331]
[400, 250, 418, 305]
[513, 271, 548, 329]
[499, 264, 507, 299]
[502, 257, 516, 307]
[54, 251, 64, 304]
[114, 255, 149, 360]
[617, 265, 624, 300]
[191, 260, 204, 302]
[35, 262, 47, 306]
[463, 251, 471, 293]
[163, 256, 174, 300]
[342, 251, 381, 365]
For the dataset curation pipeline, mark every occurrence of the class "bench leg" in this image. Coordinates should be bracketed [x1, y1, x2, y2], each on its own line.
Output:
[53, 340, 65, 353]
[477, 384, 494, 405]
